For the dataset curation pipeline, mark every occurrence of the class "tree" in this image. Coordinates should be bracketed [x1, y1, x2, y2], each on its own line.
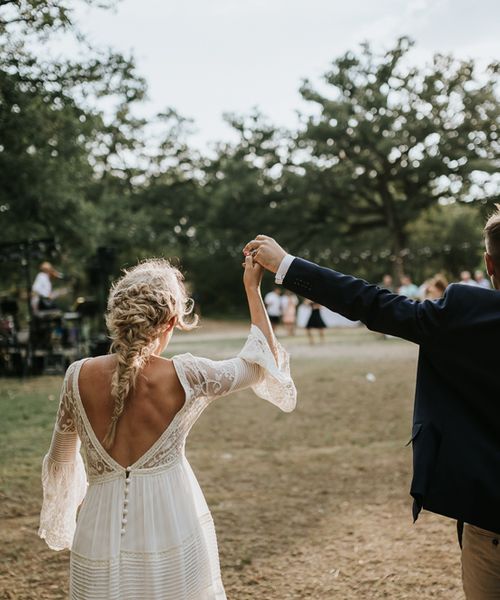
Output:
[297, 37, 500, 277]
[187, 112, 289, 311]
[0, 0, 148, 275]
[406, 203, 486, 281]
[126, 111, 288, 312]
[0, 0, 115, 34]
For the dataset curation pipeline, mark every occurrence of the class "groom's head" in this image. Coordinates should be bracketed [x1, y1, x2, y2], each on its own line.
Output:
[483, 206, 500, 289]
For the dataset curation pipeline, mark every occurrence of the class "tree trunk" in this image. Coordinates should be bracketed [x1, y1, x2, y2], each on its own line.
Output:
[391, 230, 406, 282]
[378, 182, 406, 281]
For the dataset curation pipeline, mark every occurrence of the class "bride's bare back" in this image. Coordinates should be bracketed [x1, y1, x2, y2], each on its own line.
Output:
[78, 355, 185, 468]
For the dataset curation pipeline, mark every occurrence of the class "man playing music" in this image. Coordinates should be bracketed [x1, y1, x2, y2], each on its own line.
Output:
[31, 261, 62, 314]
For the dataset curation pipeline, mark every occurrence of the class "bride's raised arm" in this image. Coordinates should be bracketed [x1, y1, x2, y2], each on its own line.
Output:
[172, 255, 296, 415]
[242, 254, 278, 362]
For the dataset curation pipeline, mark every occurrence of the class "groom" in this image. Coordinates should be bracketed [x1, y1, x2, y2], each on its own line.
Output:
[244, 210, 500, 599]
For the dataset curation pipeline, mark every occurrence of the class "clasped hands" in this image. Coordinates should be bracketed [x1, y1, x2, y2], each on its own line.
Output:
[241, 235, 287, 290]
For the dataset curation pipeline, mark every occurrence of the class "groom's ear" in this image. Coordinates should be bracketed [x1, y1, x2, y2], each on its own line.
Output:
[485, 252, 495, 277]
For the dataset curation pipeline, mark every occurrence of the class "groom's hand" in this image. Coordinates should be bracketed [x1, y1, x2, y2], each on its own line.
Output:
[243, 235, 287, 274]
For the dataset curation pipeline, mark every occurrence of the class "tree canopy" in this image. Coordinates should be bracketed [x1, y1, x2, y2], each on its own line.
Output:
[1, 5, 499, 311]
[295, 37, 499, 276]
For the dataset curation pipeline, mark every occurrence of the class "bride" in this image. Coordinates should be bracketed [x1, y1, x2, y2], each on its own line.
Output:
[38, 254, 296, 600]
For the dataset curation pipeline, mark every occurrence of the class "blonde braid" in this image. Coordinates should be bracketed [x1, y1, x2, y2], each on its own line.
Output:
[102, 259, 198, 449]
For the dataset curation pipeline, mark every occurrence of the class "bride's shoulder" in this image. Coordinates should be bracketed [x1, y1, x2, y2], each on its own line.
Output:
[75, 354, 115, 382]
[80, 354, 115, 368]
[170, 352, 215, 377]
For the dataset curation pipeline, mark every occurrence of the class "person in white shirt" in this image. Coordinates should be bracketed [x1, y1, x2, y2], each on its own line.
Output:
[459, 271, 478, 286]
[474, 270, 492, 289]
[398, 275, 420, 299]
[31, 261, 62, 313]
[281, 290, 299, 336]
[264, 286, 282, 331]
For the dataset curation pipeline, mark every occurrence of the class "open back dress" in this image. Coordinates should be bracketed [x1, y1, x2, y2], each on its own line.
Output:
[38, 325, 296, 600]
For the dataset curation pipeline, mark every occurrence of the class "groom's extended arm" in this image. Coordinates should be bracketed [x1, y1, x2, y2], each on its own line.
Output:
[243, 236, 451, 344]
[282, 257, 451, 344]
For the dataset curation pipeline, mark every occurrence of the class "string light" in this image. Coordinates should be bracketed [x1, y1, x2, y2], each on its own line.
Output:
[324, 240, 484, 264]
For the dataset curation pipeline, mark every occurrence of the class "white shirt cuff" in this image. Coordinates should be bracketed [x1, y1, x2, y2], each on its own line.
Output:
[275, 254, 295, 285]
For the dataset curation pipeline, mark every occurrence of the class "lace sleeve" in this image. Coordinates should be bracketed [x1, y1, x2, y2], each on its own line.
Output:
[177, 325, 296, 412]
[38, 362, 88, 551]
[237, 324, 296, 412]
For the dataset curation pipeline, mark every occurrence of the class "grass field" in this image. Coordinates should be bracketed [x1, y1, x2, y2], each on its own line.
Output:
[0, 325, 463, 599]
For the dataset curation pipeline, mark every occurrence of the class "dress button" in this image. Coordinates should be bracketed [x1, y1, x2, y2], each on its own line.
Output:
[124, 497, 129, 505]
[125, 478, 130, 486]
[122, 517, 127, 525]
[126, 466, 132, 473]
[123, 508, 128, 515]
[121, 528, 126, 535]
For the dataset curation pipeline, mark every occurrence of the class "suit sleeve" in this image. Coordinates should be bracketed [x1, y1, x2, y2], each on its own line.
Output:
[283, 257, 452, 344]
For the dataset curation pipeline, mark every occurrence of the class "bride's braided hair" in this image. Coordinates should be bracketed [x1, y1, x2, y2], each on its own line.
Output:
[102, 258, 198, 449]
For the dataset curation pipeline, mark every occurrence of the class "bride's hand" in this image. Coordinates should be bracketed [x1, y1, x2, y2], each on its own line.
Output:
[243, 254, 264, 291]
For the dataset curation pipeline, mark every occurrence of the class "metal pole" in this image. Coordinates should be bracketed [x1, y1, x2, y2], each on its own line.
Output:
[21, 241, 34, 375]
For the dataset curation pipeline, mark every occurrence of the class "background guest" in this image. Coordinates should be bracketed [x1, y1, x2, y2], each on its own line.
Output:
[425, 274, 449, 299]
[398, 275, 419, 299]
[264, 286, 282, 331]
[281, 290, 298, 336]
[380, 274, 394, 292]
[305, 299, 326, 345]
[459, 271, 477, 286]
[474, 269, 491, 289]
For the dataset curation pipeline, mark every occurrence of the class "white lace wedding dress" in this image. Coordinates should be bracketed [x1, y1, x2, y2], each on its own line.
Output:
[38, 325, 296, 600]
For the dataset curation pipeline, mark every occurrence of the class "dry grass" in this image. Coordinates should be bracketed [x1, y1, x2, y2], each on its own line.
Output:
[0, 326, 463, 599]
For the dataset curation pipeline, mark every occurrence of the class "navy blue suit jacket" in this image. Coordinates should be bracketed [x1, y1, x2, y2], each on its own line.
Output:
[283, 257, 500, 533]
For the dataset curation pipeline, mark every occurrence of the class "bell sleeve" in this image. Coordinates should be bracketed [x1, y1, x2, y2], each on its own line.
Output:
[177, 325, 296, 412]
[38, 363, 88, 551]
[236, 324, 296, 412]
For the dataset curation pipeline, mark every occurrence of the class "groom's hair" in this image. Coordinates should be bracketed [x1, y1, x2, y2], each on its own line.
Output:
[484, 205, 500, 267]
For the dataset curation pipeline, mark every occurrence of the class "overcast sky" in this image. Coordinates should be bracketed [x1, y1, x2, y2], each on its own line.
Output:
[58, 0, 500, 148]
